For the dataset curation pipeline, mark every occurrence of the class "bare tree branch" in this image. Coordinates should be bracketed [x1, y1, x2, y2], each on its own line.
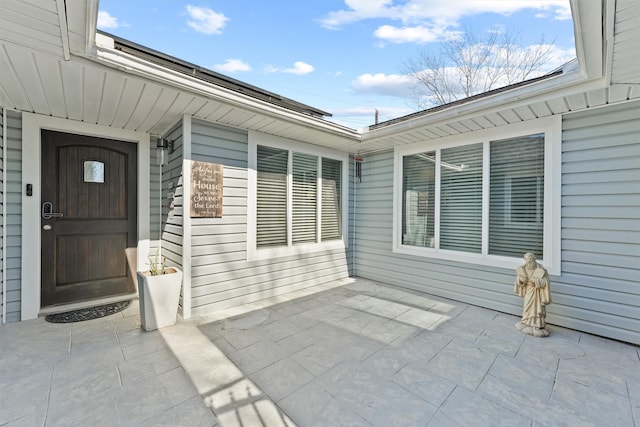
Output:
[402, 28, 555, 110]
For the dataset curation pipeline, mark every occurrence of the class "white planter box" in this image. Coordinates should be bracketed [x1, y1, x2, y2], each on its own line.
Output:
[137, 268, 183, 331]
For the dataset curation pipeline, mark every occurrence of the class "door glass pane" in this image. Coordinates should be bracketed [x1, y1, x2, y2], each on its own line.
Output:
[440, 143, 483, 253]
[489, 134, 544, 257]
[292, 152, 318, 244]
[402, 152, 435, 247]
[257, 145, 288, 247]
[321, 158, 342, 241]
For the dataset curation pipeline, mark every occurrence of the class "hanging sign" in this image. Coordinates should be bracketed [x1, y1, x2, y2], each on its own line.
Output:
[190, 161, 223, 218]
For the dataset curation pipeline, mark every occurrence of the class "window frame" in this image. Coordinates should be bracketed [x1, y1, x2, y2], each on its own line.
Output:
[248, 130, 349, 261]
[392, 116, 561, 275]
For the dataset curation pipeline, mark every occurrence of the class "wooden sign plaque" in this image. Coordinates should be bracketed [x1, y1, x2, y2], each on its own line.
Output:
[190, 161, 223, 218]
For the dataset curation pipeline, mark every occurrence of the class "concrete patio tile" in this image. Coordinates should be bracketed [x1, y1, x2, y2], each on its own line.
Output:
[359, 317, 420, 345]
[216, 327, 265, 350]
[278, 381, 333, 425]
[358, 346, 409, 378]
[120, 330, 169, 360]
[395, 307, 447, 330]
[309, 397, 372, 427]
[250, 357, 314, 401]
[139, 396, 218, 427]
[425, 339, 497, 391]
[48, 356, 122, 409]
[202, 377, 263, 416]
[476, 353, 558, 422]
[118, 347, 181, 385]
[0, 357, 51, 426]
[438, 386, 532, 427]
[45, 393, 120, 427]
[115, 377, 175, 426]
[550, 372, 635, 426]
[261, 318, 303, 341]
[216, 398, 295, 427]
[227, 339, 288, 374]
[392, 362, 456, 407]
[336, 376, 438, 427]
[290, 340, 348, 376]
[474, 327, 526, 357]
[515, 332, 586, 372]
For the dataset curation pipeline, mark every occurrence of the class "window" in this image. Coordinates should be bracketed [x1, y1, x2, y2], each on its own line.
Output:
[249, 131, 347, 260]
[393, 117, 561, 274]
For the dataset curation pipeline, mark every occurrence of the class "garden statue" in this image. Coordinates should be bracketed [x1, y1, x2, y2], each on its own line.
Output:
[514, 252, 551, 337]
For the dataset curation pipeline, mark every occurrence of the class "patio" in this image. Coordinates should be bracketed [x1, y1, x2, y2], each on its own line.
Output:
[1, 277, 638, 426]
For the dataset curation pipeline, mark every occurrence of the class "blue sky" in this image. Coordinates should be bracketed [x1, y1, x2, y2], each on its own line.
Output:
[97, 1, 576, 129]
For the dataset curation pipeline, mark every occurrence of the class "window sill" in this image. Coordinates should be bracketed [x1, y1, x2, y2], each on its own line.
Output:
[392, 245, 559, 276]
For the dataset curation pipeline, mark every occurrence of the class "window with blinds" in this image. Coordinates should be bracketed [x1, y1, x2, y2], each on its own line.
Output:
[489, 134, 544, 257]
[256, 145, 288, 247]
[440, 143, 483, 253]
[402, 152, 435, 247]
[398, 133, 546, 260]
[255, 144, 343, 250]
[292, 152, 318, 244]
[321, 158, 342, 241]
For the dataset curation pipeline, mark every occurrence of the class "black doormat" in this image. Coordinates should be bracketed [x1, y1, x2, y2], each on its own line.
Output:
[45, 300, 131, 323]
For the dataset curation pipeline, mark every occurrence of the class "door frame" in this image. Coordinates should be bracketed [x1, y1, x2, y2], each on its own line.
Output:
[21, 113, 151, 320]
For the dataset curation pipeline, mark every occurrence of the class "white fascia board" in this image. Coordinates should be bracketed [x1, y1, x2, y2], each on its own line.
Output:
[91, 46, 361, 141]
[571, 0, 604, 80]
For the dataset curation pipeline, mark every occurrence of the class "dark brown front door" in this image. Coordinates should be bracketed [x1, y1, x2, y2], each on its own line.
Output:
[41, 130, 138, 307]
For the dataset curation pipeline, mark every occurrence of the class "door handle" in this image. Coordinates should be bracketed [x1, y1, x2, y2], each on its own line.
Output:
[42, 201, 63, 219]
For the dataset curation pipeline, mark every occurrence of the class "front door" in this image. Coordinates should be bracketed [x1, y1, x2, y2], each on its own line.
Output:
[41, 130, 138, 307]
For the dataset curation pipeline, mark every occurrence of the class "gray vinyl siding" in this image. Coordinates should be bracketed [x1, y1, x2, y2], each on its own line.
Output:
[188, 119, 350, 317]
[149, 139, 161, 242]
[0, 111, 3, 324]
[160, 124, 184, 271]
[4, 111, 21, 322]
[558, 101, 640, 343]
[354, 101, 640, 345]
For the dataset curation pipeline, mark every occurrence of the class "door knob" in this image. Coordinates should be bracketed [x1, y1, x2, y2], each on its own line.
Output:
[42, 201, 63, 219]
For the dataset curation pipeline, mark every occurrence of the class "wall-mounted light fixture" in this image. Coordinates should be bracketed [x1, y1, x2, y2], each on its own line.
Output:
[156, 137, 175, 165]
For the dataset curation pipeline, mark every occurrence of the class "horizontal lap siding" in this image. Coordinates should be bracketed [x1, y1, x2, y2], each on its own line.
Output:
[0, 111, 3, 323]
[4, 111, 21, 322]
[354, 101, 640, 344]
[559, 101, 640, 344]
[189, 119, 349, 316]
[354, 151, 519, 316]
[161, 125, 184, 269]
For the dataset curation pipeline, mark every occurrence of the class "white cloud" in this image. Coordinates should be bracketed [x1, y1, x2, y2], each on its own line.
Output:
[214, 59, 251, 73]
[266, 61, 315, 75]
[97, 11, 119, 30]
[319, 0, 572, 40]
[352, 73, 415, 97]
[186, 5, 228, 35]
[374, 25, 451, 44]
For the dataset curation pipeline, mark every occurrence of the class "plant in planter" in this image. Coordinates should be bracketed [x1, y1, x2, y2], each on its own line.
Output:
[137, 248, 183, 331]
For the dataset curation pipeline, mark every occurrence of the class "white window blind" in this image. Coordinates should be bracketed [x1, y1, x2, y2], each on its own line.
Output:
[402, 152, 435, 247]
[292, 152, 318, 244]
[321, 157, 342, 241]
[489, 134, 544, 257]
[440, 143, 483, 253]
[256, 145, 288, 247]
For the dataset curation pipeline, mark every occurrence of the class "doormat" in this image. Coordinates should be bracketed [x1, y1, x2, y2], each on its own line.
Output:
[45, 300, 131, 323]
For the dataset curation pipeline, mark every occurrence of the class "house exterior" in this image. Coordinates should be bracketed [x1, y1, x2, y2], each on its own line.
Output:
[0, 0, 638, 344]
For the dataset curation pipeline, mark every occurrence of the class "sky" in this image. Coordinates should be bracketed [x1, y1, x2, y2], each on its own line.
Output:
[97, 0, 576, 129]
